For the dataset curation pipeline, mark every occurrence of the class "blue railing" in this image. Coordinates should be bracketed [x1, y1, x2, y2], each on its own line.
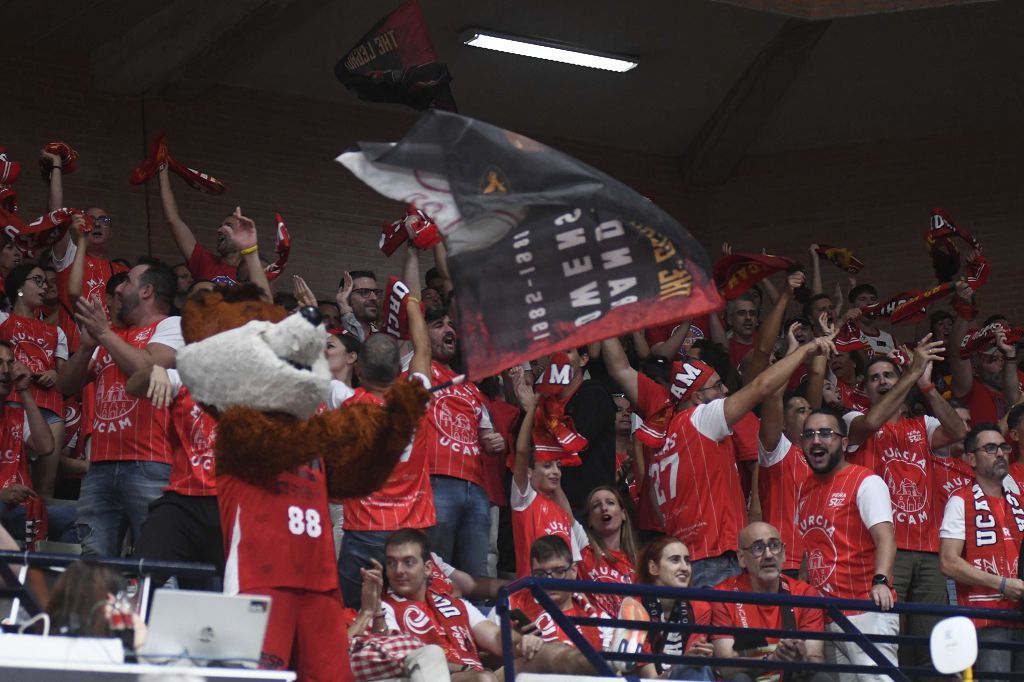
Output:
[495, 577, 1024, 681]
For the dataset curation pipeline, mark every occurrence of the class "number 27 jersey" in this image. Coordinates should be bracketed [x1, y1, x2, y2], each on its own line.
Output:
[220, 461, 337, 594]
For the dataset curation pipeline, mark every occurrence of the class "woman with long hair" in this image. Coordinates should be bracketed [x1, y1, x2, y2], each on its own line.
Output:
[1, 263, 68, 497]
[46, 560, 146, 649]
[576, 485, 639, 614]
[637, 536, 715, 680]
[0, 234, 23, 311]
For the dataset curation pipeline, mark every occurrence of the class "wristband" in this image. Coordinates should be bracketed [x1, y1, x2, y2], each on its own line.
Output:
[999, 576, 1007, 596]
[952, 297, 977, 321]
[407, 295, 420, 303]
[919, 383, 936, 394]
[240, 245, 258, 255]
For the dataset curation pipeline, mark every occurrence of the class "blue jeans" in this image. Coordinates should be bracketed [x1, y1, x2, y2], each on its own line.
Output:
[77, 461, 171, 558]
[428, 475, 490, 577]
[1, 500, 78, 543]
[690, 551, 740, 588]
[338, 529, 391, 610]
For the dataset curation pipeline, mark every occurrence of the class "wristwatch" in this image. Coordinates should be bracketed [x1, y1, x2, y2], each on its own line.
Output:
[871, 574, 890, 587]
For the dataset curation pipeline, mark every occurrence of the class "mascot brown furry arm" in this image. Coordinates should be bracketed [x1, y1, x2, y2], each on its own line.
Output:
[176, 284, 429, 494]
[213, 380, 428, 494]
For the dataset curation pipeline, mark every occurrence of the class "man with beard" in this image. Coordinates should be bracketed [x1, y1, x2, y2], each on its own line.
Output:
[158, 166, 242, 285]
[842, 335, 967, 670]
[796, 409, 897, 680]
[711, 522, 828, 682]
[337, 270, 382, 342]
[410, 306, 505, 576]
[939, 425, 1024, 676]
[57, 259, 182, 557]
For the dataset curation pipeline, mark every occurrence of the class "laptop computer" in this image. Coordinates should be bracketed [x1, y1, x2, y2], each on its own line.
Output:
[138, 589, 271, 668]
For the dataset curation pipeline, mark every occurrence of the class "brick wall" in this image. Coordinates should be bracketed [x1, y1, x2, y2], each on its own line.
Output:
[4, 48, 1021, 334]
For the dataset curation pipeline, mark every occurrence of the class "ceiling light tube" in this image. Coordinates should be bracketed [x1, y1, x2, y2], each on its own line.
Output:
[460, 29, 637, 73]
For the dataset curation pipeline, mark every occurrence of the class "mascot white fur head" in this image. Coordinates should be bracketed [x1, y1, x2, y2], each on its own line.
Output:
[177, 308, 329, 420]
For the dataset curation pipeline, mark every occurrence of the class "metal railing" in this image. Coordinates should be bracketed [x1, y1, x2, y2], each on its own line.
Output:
[495, 577, 1024, 681]
[0, 550, 217, 622]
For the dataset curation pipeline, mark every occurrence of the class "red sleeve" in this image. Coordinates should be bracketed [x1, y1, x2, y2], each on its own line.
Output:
[731, 411, 760, 462]
[636, 372, 670, 421]
[687, 601, 713, 649]
[644, 323, 673, 347]
[708, 598, 734, 642]
[186, 242, 218, 280]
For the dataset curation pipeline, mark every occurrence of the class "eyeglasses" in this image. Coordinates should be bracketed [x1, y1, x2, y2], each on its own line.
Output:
[741, 538, 785, 557]
[800, 428, 842, 442]
[25, 275, 47, 288]
[92, 216, 112, 226]
[698, 380, 725, 394]
[352, 288, 383, 298]
[971, 443, 1013, 456]
[531, 564, 573, 579]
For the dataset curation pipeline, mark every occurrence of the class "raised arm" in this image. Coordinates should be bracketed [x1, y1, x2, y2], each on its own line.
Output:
[997, 328, 1021, 407]
[921, 365, 970, 449]
[601, 337, 639, 405]
[407, 291, 432, 379]
[66, 215, 89, 306]
[511, 368, 537, 492]
[724, 337, 833, 429]
[225, 207, 271, 302]
[847, 336, 943, 447]
[650, 320, 690, 360]
[41, 148, 71, 261]
[809, 244, 823, 295]
[431, 241, 454, 298]
[158, 166, 198, 260]
[949, 281, 975, 399]
[747, 271, 804, 383]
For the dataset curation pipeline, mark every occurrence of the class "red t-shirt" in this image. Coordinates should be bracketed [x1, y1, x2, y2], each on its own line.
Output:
[932, 456, 974, 525]
[480, 395, 518, 506]
[342, 388, 435, 531]
[758, 434, 811, 572]
[962, 378, 1009, 425]
[187, 243, 238, 286]
[655, 400, 746, 561]
[511, 479, 574, 577]
[90, 321, 177, 464]
[0, 406, 30, 489]
[711, 573, 824, 673]
[506, 590, 609, 651]
[0, 313, 66, 415]
[55, 251, 128, 315]
[221, 459, 337, 593]
[165, 375, 217, 497]
[732, 411, 760, 500]
[844, 413, 942, 552]
[578, 544, 637, 615]
[729, 336, 755, 369]
[633, 374, 671, 532]
[796, 464, 893, 604]
[644, 316, 712, 358]
[412, 361, 488, 486]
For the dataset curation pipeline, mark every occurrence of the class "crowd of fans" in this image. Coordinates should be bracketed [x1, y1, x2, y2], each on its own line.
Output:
[1, 144, 1023, 682]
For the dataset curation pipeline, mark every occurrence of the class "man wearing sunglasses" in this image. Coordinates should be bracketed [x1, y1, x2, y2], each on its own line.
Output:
[337, 270, 382, 342]
[711, 521, 829, 682]
[796, 409, 897, 680]
[939, 424, 1024, 676]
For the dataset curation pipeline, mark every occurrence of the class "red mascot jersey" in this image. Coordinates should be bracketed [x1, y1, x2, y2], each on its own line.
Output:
[221, 460, 337, 593]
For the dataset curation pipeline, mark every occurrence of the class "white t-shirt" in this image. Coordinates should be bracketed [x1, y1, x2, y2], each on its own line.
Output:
[759, 432, 794, 467]
[939, 477, 1021, 540]
[509, 478, 582, 561]
[327, 379, 355, 409]
[859, 328, 896, 356]
[89, 316, 184, 362]
[857, 474, 894, 530]
[690, 398, 733, 443]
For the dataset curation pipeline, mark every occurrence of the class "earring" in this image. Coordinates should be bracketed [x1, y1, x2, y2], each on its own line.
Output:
[17, 291, 23, 297]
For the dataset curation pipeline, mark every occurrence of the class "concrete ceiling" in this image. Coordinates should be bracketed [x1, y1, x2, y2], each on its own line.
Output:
[6, 0, 1021, 178]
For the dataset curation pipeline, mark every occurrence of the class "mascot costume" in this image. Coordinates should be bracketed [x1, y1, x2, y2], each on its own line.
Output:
[175, 284, 428, 680]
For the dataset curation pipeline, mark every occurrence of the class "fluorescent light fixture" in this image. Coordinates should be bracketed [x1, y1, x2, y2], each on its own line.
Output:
[460, 29, 637, 73]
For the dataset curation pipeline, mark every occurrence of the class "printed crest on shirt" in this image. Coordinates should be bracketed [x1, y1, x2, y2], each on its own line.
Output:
[188, 403, 216, 471]
[827, 492, 846, 508]
[432, 394, 478, 445]
[94, 373, 138, 422]
[402, 604, 432, 635]
[799, 518, 838, 590]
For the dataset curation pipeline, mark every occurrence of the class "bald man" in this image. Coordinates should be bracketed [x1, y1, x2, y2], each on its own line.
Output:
[711, 522, 831, 682]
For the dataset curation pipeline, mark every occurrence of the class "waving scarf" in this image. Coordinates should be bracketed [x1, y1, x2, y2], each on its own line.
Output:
[130, 131, 226, 194]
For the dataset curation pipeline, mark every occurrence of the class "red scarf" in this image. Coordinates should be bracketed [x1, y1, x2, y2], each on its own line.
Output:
[263, 213, 290, 282]
[0, 207, 86, 257]
[713, 253, 800, 300]
[815, 244, 864, 273]
[39, 141, 79, 179]
[130, 131, 226, 194]
[833, 319, 870, 352]
[380, 206, 442, 256]
[959, 322, 1024, 359]
[889, 253, 989, 323]
[1, 146, 21, 213]
[533, 395, 585, 466]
